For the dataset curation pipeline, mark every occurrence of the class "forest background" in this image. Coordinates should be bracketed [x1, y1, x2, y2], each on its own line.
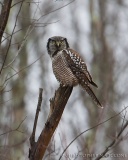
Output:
[0, 0, 128, 159]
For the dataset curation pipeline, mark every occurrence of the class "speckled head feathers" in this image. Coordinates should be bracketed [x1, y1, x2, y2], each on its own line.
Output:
[47, 36, 69, 57]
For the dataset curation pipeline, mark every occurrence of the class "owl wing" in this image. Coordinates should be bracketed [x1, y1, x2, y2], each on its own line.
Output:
[62, 49, 98, 88]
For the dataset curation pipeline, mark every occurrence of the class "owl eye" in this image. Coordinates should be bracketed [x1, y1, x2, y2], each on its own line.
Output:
[51, 40, 56, 45]
[60, 40, 65, 44]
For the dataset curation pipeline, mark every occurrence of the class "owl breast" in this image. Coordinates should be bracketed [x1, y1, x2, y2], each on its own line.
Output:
[52, 51, 78, 86]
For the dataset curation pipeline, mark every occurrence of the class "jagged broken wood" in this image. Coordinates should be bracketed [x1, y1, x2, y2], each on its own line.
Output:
[29, 85, 73, 160]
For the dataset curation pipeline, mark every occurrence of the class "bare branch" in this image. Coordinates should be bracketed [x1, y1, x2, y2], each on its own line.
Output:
[29, 85, 73, 160]
[3, 54, 44, 85]
[37, 0, 75, 20]
[59, 106, 128, 160]
[29, 88, 43, 156]
[3, 0, 75, 69]
[0, 0, 23, 75]
[0, 116, 27, 136]
[95, 119, 128, 160]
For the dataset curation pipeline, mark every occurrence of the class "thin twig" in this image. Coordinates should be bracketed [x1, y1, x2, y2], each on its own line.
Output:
[0, 0, 24, 75]
[4, 54, 44, 84]
[0, 116, 27, 136]
[37, 0, 75, 20]
[95, 119, 128, 160]
[29, 86, 73, 160]
[3, 0, 75, 69]
[30, 88, 43, 146]
[59, 106, 128, 160]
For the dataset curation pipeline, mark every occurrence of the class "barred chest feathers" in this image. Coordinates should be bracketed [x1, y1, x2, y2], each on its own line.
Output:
[52, 50, 78, 86]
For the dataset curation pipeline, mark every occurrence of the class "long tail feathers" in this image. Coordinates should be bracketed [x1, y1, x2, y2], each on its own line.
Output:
[82, 84, 103, 108]
[90, 80, 98, 88]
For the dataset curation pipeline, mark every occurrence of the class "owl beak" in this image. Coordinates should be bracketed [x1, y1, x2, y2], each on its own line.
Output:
[56, 41, 60, 47]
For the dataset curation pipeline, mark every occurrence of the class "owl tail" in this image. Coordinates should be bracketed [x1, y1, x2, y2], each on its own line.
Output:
[81, 84, 103, 108]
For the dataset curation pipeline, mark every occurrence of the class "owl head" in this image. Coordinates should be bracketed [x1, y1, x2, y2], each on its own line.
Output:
[47, 36, 69, 57]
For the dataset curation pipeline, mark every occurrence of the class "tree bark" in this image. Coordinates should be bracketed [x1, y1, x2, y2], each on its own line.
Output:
[0, 0, 12, 43]
[29, 85, 73, 160]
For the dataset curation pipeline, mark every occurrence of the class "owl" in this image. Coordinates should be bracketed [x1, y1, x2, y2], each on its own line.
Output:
[47, 36, 103, 108]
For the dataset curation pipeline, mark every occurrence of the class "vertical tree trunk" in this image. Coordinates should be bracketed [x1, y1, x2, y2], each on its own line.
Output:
[8, 2, 30, 159]
[88, 0, 122, 154]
